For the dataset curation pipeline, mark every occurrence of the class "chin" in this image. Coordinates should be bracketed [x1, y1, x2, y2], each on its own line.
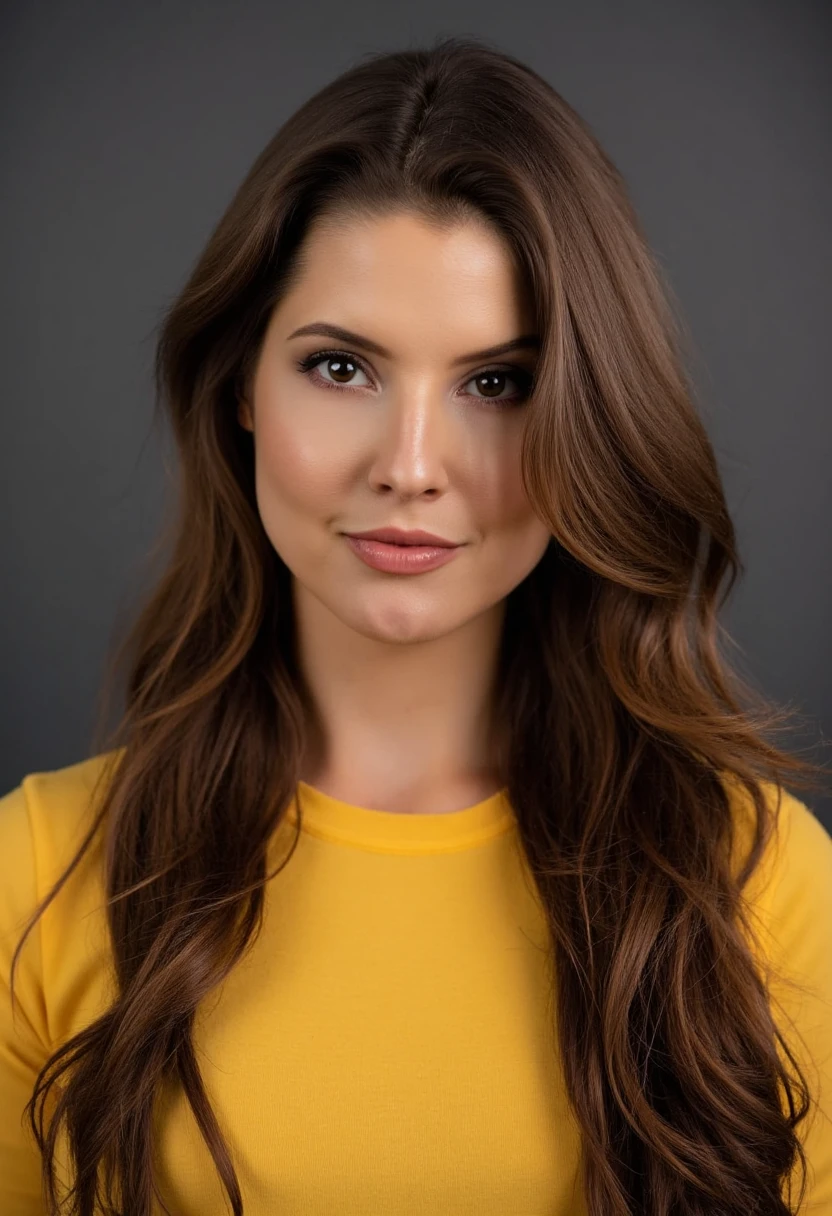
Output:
[348, 598, 464, 647]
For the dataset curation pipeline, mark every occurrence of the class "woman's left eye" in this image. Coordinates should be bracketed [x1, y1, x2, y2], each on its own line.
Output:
[462, 368, 533, 404]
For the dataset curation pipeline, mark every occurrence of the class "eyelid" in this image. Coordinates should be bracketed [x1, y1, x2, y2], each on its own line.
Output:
[297, 347, 533, 398]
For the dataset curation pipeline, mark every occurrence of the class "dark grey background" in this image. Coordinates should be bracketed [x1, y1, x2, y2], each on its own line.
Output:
[2, 1, 830, 827]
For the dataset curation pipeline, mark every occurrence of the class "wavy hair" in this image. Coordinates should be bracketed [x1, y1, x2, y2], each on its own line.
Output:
[11, 34, 828, 1216]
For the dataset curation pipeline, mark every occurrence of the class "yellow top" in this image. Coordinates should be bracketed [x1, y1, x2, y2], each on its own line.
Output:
[1, 753, 831, 1215]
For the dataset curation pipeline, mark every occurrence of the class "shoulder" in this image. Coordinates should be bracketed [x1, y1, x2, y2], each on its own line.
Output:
[1, 748, 123, 821]
[726, 778, 832, 1201]
[0, 750, 122, 939]
[0, 752, 123, 1049]
[711, 776, 832, 1205]
[725, 777, 832, 966]
[0, 750, 121, 867]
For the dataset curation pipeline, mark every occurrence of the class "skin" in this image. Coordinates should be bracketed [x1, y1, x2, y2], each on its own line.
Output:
[238, 208, 552, 814]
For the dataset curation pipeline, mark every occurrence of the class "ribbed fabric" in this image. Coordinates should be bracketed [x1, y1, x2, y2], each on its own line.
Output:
[289, 777, 515, 852]
[1, 753, 831, 1214]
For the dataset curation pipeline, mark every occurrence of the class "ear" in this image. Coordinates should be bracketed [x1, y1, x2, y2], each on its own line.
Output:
[237, 396, 254, 431]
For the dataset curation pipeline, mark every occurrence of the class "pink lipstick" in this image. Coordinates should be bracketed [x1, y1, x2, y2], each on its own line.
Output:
[343, 526, 463, 575]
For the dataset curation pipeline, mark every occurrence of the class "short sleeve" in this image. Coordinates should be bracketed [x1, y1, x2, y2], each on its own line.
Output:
[741, 787, 832, 1212]
[0, 781, 50, 1214]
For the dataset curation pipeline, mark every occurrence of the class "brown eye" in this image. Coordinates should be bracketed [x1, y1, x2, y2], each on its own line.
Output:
[297, 350, 373, 390]
[325, 356, 360, 383]
[463, 367, 532, 404]
[473, 371, 507, 397]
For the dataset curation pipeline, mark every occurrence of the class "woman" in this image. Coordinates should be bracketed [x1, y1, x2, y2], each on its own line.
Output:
[1, 35, 830, 1216]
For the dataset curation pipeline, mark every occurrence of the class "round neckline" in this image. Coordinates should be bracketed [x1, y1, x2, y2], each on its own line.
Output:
[286, 779, 515, 854]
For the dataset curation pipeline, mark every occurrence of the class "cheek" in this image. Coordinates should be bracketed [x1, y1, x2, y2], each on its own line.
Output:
[469, 431, 552, 575]
[466, 426, 542, 537]
[252, 401, 350, 526]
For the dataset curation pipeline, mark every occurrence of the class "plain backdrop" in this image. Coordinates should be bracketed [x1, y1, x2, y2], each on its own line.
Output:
[2, 0, 830, 827]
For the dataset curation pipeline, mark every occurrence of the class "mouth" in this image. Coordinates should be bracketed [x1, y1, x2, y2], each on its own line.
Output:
[342, 533, 463, 575]
[343, 527, 460, 548]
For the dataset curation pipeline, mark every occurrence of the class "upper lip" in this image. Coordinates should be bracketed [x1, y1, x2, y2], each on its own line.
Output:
[345, 527, 460, 547]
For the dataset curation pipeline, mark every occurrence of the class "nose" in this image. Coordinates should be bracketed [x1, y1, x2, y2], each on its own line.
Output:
[366, 380, 452, 499]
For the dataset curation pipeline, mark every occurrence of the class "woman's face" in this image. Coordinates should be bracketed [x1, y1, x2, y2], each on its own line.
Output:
[238, 208, 552, 644]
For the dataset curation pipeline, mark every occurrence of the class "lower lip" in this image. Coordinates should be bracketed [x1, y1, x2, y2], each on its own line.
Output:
[344, 536, 462, 574]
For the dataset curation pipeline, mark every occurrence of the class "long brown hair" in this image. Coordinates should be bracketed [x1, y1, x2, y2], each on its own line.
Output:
[11, 34, 828, 1215]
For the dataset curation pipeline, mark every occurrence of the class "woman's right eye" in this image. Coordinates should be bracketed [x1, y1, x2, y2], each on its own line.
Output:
[296, 350, 373, 391]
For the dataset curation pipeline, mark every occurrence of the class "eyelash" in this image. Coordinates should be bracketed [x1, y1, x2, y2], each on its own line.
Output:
[294, 348, 534, 409]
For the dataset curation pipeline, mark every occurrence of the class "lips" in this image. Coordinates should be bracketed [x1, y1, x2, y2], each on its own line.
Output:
[344, 527, 459, 548]
[344, 534, 463, 574]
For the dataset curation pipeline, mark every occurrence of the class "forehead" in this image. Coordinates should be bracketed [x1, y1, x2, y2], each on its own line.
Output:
[270, 209, 536, 348]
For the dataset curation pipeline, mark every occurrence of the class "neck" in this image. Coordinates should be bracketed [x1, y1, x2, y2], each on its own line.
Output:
[292, 580, 507, 811]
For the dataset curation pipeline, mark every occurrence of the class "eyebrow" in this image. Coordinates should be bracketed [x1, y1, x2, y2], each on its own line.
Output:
[287, 321, 541, 366]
